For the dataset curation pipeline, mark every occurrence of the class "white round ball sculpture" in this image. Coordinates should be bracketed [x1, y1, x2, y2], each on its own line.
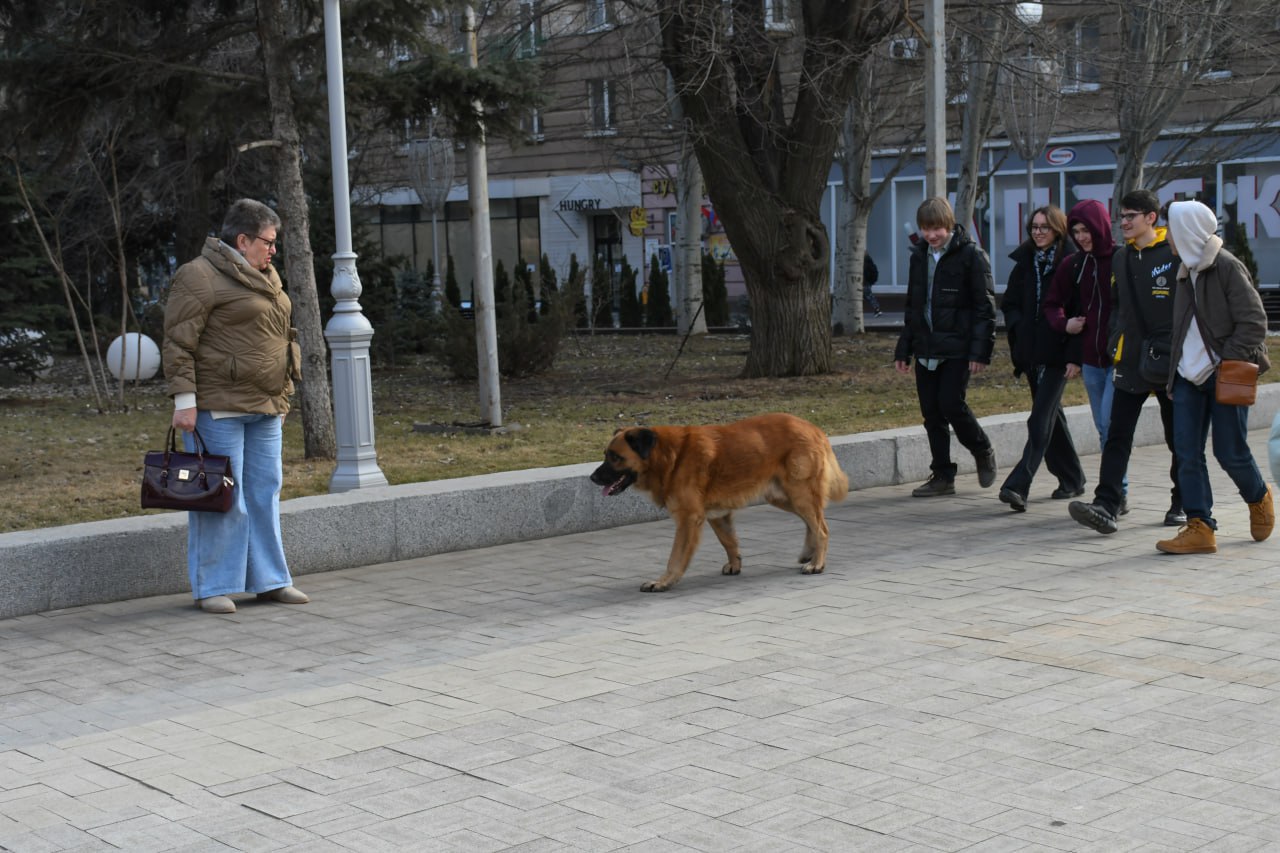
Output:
[105, 333, 161, 381]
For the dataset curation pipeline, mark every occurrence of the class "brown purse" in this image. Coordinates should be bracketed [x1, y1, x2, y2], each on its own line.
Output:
[141, 427, 236, 512]
[1215, 359, 1259, 407]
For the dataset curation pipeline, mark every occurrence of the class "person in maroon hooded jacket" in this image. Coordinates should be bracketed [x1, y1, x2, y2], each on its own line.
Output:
[1043, 199, 1116, 456]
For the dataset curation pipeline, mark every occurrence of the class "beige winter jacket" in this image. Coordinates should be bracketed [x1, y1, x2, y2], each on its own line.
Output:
[163, 237, 300, 414]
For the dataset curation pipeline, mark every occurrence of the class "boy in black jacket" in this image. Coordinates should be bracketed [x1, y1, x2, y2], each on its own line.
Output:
[894, 197, 998, 496]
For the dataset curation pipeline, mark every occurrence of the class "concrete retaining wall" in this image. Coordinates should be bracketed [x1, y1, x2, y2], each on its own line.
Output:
[4, 387, 1278, 619]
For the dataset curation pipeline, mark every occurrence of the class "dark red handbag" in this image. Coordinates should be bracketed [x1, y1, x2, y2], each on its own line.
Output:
[141, 427, 236, 512]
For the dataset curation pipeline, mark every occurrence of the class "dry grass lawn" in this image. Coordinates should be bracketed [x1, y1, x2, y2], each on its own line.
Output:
[3, 331, 1276, 533]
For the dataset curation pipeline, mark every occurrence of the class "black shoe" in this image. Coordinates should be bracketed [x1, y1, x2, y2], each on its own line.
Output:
[975, 449, 997, 489]
[1051, 485, 1085, 500]
[1069, 501, 1118, 535]
[912, 474, 956, 497]
[999, 488, 1027, 512]
[1164, 505, 1187, 526]
[1119, 496, 1130, 515]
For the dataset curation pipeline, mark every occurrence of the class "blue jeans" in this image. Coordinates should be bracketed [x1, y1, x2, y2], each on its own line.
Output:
[1081, 364, 1114, 445]
[184, 411, 293, 599]
[1171, 374, 1267, 528]
[1082, 363, 1127, 494]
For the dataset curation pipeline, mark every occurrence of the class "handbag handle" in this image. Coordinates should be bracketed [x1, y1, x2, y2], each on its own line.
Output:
[160, 426, 212, 487]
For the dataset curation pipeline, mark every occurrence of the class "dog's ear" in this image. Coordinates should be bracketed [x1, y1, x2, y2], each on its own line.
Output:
[624, 428, 657, 460]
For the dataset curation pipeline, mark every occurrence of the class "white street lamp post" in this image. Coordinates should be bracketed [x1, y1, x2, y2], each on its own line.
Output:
[923, 0, 946, 199]
[409, 133, 455, 313]
[323, 0, 388, 491]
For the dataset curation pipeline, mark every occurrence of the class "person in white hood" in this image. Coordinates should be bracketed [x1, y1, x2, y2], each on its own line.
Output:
[1158, 200, 1272, 554]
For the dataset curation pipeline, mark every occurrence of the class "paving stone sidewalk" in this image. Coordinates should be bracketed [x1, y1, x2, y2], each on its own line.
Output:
[3, 433, 1280, 852]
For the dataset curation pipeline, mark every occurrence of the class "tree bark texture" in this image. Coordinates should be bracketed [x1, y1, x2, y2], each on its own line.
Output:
[657, 0, 900, 377]
[256, 0, 336, 460]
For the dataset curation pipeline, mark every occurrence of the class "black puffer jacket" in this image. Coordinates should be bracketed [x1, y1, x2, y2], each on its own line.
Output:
[895, 225, 996, 365]
[1001, 239, 1076, 375]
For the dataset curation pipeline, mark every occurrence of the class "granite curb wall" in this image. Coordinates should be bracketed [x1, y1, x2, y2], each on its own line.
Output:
[4, 386, 1278, 619]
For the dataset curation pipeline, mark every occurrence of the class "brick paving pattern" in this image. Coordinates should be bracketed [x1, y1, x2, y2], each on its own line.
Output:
[2, 433, 1279, 851]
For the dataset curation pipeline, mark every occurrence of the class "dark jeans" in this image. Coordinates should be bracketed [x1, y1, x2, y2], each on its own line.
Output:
[1001, 365, 1085, 498]
[1093, 386, 1181, 516]
[915, 358, 992, 478]
[1171, 374, 1267, 527]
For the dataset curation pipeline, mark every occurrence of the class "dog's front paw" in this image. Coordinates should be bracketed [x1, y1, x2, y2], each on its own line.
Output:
[721, 559, 741, 576]
[799, 562, 825, 575]
[640, 580, 671, 592]
[797, 551, 814, 565]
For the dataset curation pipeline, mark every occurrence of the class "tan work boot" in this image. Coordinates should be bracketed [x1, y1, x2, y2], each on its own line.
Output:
[1249, 485, 1275, 542]
[1156, 518, 1217, 555]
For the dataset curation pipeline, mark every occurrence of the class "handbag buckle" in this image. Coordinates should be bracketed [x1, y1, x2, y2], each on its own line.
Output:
[178, 468, 192, 481]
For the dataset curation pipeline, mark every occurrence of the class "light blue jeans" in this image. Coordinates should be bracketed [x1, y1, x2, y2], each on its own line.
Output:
[184, 411, 292, 599]
[1082, 364, 1127, 494]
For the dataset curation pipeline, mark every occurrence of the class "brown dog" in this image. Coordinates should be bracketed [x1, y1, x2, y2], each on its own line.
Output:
[590, 413, 849, 591]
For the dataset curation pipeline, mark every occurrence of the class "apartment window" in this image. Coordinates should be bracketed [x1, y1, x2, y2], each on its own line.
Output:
[1061, 18, 1101, 92]
[522, 107, 545, 142]
[518, 1, 543, 57]
[585, 0, 613, 31]
[587, 79, 618, 135]
[764, 0, 790, 31]
[1185, 21, 1232, 79]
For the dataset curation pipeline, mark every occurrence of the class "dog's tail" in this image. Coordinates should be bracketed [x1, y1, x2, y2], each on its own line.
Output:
[824, 445, 850, 503]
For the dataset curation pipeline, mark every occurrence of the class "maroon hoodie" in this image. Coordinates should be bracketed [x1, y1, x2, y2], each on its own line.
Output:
[1042, 199, 1116, 368]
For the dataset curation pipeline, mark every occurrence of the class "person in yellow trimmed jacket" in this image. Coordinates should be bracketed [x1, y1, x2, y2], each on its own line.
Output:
[162, 198, 308, 614]
[1068, 188, 1184, 535]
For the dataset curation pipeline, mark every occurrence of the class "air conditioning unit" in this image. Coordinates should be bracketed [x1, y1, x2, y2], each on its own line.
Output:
[888, 37, 921, 60]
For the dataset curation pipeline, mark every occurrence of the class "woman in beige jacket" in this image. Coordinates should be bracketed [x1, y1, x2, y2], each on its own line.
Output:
[163, 199, 308, 613]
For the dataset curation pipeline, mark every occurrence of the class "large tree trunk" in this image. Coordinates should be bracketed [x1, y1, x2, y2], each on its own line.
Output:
[658, 0, 900, 378]
[257, 0, 336, 460]
[738, 209, 831, 376]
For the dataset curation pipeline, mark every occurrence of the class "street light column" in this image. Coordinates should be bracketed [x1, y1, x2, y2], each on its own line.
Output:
[923, 0, 947, 199]
[323, 0, 388, 492]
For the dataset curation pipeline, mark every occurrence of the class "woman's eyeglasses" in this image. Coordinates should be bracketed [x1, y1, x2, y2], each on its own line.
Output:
[1029, 224, 1053, 233]
[252, 235, 278, 250]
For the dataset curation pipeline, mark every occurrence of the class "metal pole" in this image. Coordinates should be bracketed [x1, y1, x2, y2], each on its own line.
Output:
[430, 209, 443, 313]
[465, 4, 502, 427]
[1026, 159, 1035, 220]
[322, 0, 387, 491]
[923, 0, 946, 198]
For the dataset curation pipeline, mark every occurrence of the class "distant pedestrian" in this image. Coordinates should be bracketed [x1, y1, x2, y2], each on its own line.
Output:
[997, 204, 1085, 512]
[1156, 199, 1272, 554]
[894, 197, 998, 497]
[163, 199, 310, 614]
[862, 253, 882, 316]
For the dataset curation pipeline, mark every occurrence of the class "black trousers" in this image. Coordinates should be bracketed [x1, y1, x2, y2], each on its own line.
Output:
[915, 358, 992, 478]
[1093, 386, 1181, 516]
[1001, 365, 1085, 497]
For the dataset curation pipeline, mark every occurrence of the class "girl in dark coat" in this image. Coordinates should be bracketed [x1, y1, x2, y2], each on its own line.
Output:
[997, 205, 1085, 511]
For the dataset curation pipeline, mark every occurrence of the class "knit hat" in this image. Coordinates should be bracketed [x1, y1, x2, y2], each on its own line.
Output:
[1167, 200, 1221, 272]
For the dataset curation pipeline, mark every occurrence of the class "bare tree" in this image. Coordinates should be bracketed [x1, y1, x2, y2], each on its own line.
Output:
[833, 57, 923, 334]
[256, 0, 337, 460]
[952, 4, 1011, 236]
[655, 0, 902, 377]
[1108, 0, 1264, 201]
